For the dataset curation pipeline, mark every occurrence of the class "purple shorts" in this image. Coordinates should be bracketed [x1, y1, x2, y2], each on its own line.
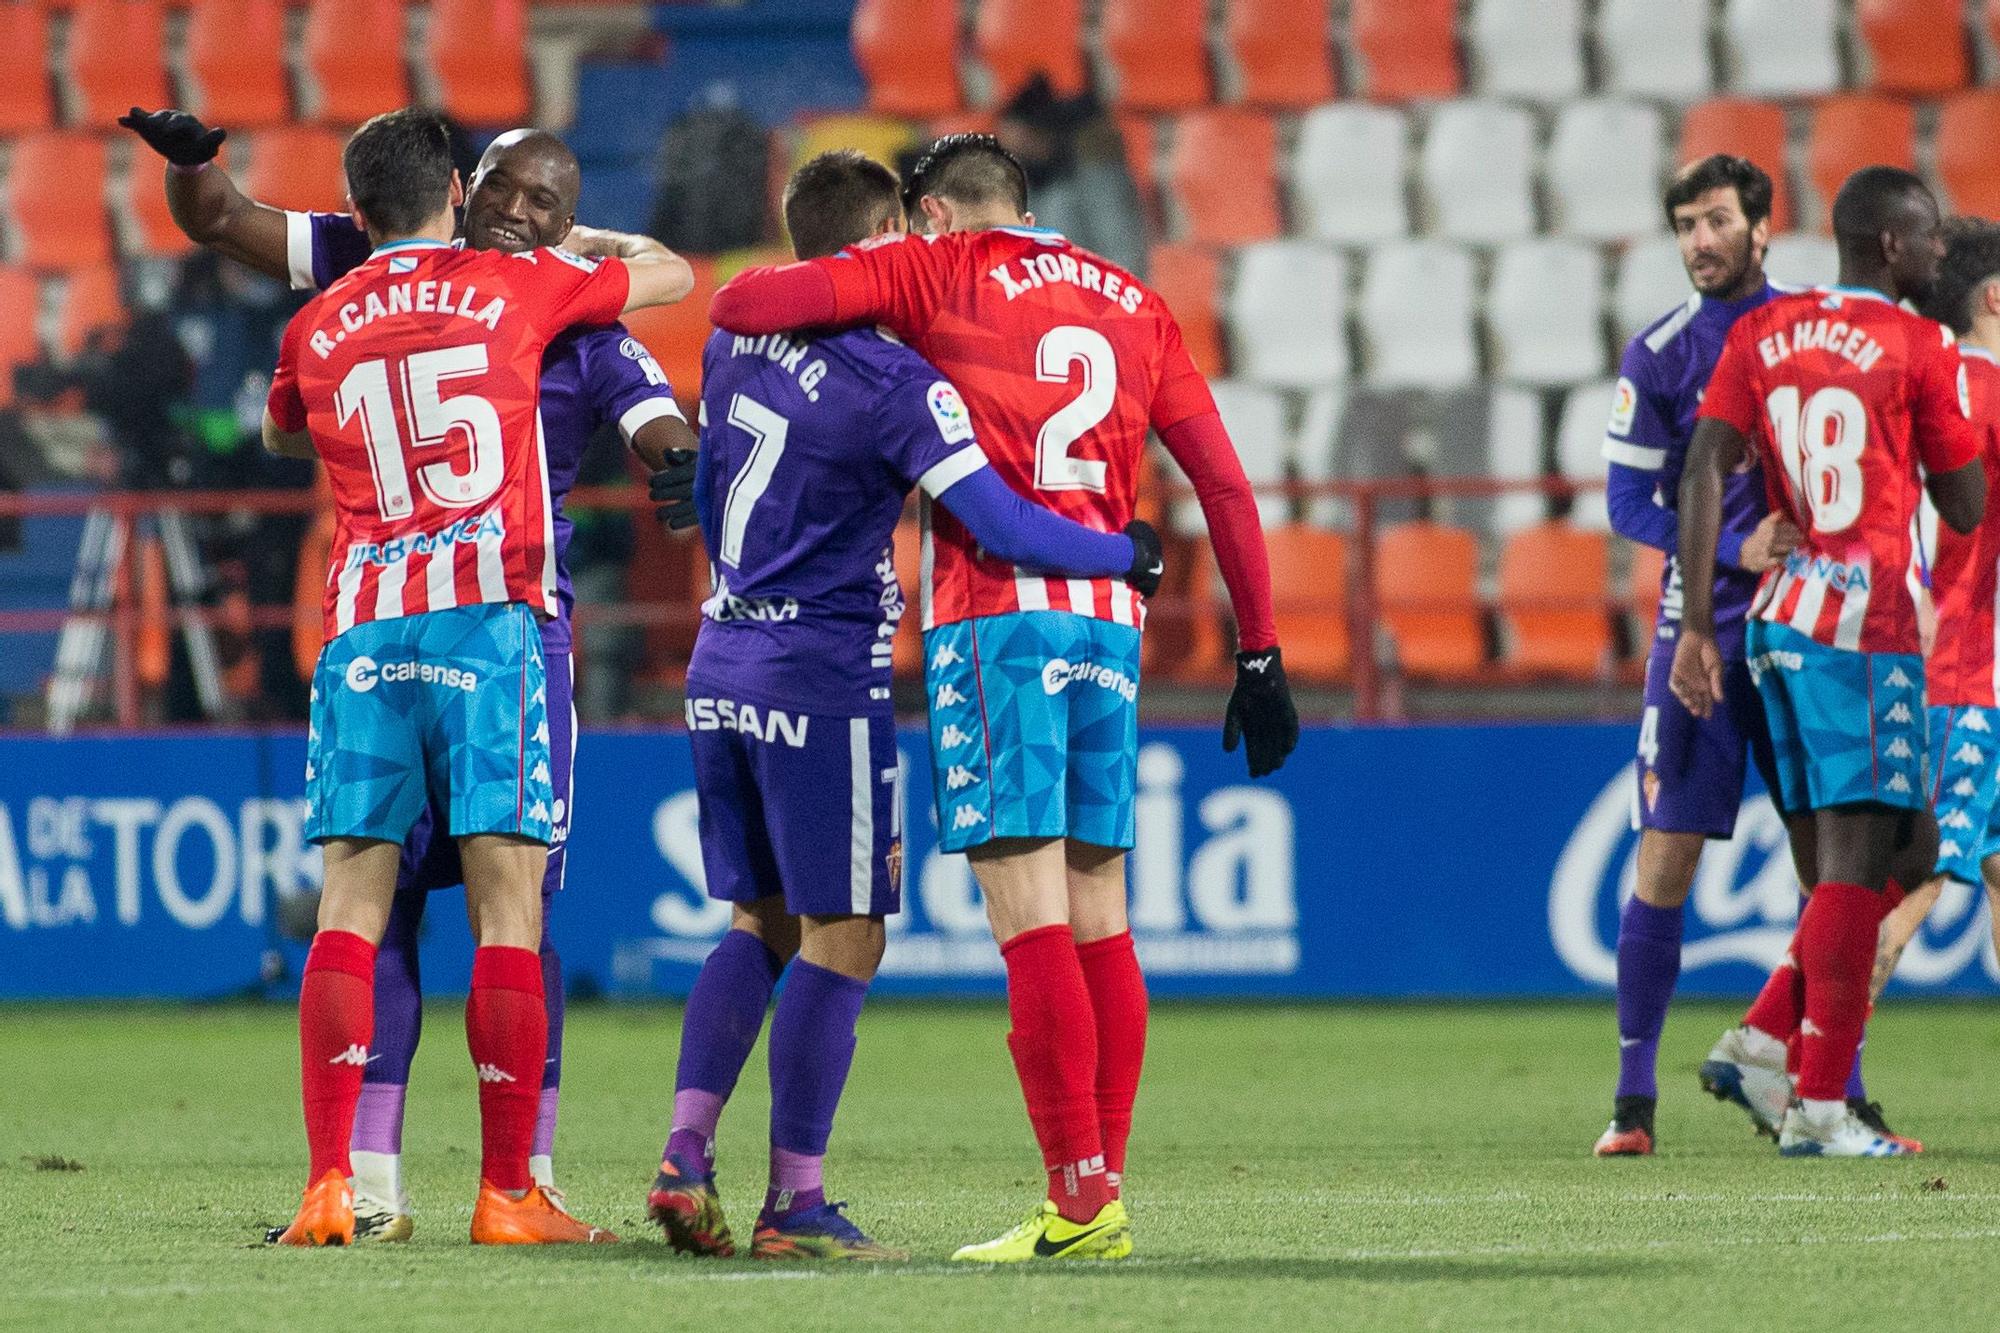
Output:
[397, 650, 575, 897]
[1634, 628, 1783, 837]
[688, 694, 903, 918]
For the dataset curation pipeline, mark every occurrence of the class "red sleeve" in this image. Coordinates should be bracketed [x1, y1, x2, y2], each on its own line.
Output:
[266, 309, 308, 434]
[709, 260, 839, 333]
[1158, 411, 1278, 652]
[711, 232, 953, 339]
[1149, 316, 1217, 432]
[1914, 330, 1979, 475]
[1695, 323, 1761, 437]
[523, 249, 630, 334]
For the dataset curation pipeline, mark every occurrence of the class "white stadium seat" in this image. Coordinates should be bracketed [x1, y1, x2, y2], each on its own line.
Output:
[1196, 381, 1292, 532]
[1557, 378, 1619, 531]
[1724, 0, 1842, 97]
[1358, 240, 1479, 390]
[1487, 238, 1607, 388]
[1292, 102, 1408, 244]
[1225, 240, 1349, 387]
[1467, 0, 1584, 103]
[1487, 386, 1551, 535]
[1765, 231, 1839, 289]
[1546, 99, 1664, 243]
[1419, 99, 1537, 243]
[1597, 0, 1712, 99]
[1294, 385, 1347, 528]
[1613, 237, 1694, 344]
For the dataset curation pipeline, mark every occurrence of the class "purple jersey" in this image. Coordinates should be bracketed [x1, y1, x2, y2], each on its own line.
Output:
[688, 327, 987, 717]
[1602, 282, 1787, 652]
[284, 211, 685, 652]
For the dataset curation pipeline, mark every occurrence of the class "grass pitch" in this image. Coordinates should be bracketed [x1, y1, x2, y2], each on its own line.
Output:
[7, 1000, 2000, 1332]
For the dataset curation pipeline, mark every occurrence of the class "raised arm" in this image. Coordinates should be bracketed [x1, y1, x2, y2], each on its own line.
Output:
[120, 108, 293, 283]
[560, 225, 696, 313]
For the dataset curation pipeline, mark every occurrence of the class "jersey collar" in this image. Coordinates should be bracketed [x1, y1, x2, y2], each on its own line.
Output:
[1962, 344, 2000, 365]
[1826, 283, 1894, 304]
[369, 238, 452, 259]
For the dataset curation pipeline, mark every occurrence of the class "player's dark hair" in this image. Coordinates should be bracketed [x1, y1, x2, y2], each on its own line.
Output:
[343, 108, 455, 238]
[903, 133, 1029, 219]
[784, 150, 903, 260]
[1662, 154, 1773, 228]
[1831, 165, 1933, 246]
[1921, 217, 2000, 334]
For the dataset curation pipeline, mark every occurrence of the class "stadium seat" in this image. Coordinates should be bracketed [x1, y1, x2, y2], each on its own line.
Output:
[1546, 100, 1664, 243]
[1375, 520, 1485, 679]
[1167, 108, 1281, 246]
[56, 264, 124, 357]
[1292, 103, 1408, 244]
[1224, 240, 1348, 389]
[1467, 0, 1583, 103]
[1264, 524, 1350, 681]
[1678, 99, 1793, 234]
[185, 0, 291, 128]
[1294, 385, 1347, 527]
[303, 0, 410, 126]
[0, 2, 54, 134]
[425, 0, 531, 127]
[243, 127, 348, 214]
[1207, 381, 1291, 528]
[1350, 0, 1460, 102]
[1419, 100, 1536, 243]
[1613, 238, 1693, 344]
[1487, 239, 1606, 389]
[1483, 386, 1550, 536]
[851, 0, 961, 118]
[1223, 0, 1335, 109]
[1116, 112, 1159, 220]
[0, 266, 41, 377]
[1358, 241, 1478, 390]
[1805, 96, 1916, 232]
[1936, 91, 2000, 220]
[1148, 243, 1225, 378]
[4, 133, 113, 272]
[974, 0, 1086, 101]
[1723, 0, 1842, 97]
[622, 257, 718, 412]
[790, 114, 917, 175]
[1627, 542, 1666, 633]
[1857, 0, 1968, 94]
[119, 156, 198, 259]
[1556, 379, 1618, 531]
[1101, 0, 1212, 112]
[63, 0, 169, 127]
[1498, 522, 1611, 679]
[1765, 232, 1839, 289]
[1598, 0, 1712, 98]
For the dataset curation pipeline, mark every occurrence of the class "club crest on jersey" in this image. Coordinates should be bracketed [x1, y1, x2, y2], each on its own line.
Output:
[927, 382, 975, 444]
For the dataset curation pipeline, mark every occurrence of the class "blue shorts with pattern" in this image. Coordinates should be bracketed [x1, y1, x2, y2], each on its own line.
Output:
[305, 602, 556, 846]
[1927, 704, 2000, 885]
[1745, 619, 1926, 815]
[923, 610, 1141, 854]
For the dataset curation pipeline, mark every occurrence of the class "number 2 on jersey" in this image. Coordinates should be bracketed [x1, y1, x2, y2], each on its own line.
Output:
[1035, 325, 1116, 494]
[337, 343, 505, 520]
[1766, 384, 1866, 533]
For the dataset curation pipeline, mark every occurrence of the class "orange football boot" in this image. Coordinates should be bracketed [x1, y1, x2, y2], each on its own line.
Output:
[270, 1169, 356, 1246]
[470, 1182, 619, 1244]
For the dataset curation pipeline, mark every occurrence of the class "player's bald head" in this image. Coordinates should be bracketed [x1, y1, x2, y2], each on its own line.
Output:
[784, 150, 903, 260]
[1923, 217, 2000, 334]
[463, 128, 582, 253]
[903, 134, 1029, 226]
[475, 129, 582, 214]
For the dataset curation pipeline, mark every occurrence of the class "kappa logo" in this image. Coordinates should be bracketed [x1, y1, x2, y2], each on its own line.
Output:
[532, 761, 551, 784]
[931, 643, 964, 670]
[1801, 1018, 1824, 1038]
[1943, 809, 1976, 830]
[533, 721, 551, 745]
[1886, 738, 1914, 760]
[305, 761, 316, 781]
[1886, 773, 1913, 793]
[1966, 709, 1992, 733]
[529, 801, 552, 823]
[945, 765, 981, 791]
[1885, 702, 1913, 724]
[1885, 666, 1915, 689]
[935, 683, 970, 708]
[1942, 838, 1966, 858]
[951, 805, 987, 831]
[1955, 742, 1985, 765]
[938, 723, 974, 749]
[328, 1045, 374, 1067]
[1955, 778, 1978, 797]
[476, 1064, 517, 1084]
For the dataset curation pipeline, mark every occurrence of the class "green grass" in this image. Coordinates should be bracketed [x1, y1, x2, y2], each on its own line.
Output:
[7, 1001, 2000, 1332]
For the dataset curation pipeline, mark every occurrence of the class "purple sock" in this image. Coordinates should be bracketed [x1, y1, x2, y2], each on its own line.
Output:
[1847, 1034, 1867, 1101]
[1614, 897, 1684, 1100]
[666, 929, 783, 1165]
[763, 960, 868, 1220]
[535, 935, 564, 1159]
[353, 891, 424, 1154]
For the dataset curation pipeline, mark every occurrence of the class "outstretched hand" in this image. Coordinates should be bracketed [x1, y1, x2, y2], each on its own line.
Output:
[119, 107, 226, 167]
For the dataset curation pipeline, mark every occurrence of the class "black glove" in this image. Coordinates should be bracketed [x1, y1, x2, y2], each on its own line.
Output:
[118, 107, 227, 167]
[1223, 646, 1299, 779]
[1122, 518, 1164, 598]
[648, 448, 700, 530]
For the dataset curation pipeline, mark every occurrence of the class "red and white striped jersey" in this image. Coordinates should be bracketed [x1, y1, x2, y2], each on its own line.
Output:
[811, 227, 1217, 631]
[268, 241, 629, 642]
[1699, 287, 1978, 655]
[1929, 347, 2000, 706]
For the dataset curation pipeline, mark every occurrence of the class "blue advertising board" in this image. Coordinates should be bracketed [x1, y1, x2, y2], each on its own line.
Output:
[2, 723, 1994, 1000]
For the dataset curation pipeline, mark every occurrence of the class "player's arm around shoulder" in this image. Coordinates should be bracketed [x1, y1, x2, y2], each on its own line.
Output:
[261, 304, 316, 459]
[596, 232, 696, 314]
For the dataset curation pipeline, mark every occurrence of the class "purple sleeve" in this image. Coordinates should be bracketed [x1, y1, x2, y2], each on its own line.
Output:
[572, 324, 687, 443]
[1605, 460, 1680, 555]
[285, 210, 372, 291]
[936, 468, 1135, 576]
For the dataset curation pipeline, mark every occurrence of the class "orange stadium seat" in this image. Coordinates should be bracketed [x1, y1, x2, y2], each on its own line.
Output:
[1937, 90, 2000, 219]
[186, 0, 291, 128]
[1350, 0, 1460, 102]
[1678, 98, 1793, 234]
[892, 516, 922, 680]
[1498, 522, 1611, 679]
[1806, 95, 1915, 230]
[1102, 0, 1213, 112]
[1375, 521, 1485, 679]
[1858, 0, 1969, 94]
[63, 0, 169, 128]
[1167, 108, 1280, 246]
[0, 2, 54, 135]
[1265, 525, 1350, 681]
[304, 0, 409, 126]
[974, 0, 1087, 102]
[425, 0, 531, 127]
[1224, 0, 1335, 109]
[1626, 543, 1666, 639]
[1146, 244, 1224, 378]
[1115, 113, 1159, 221]
[120, 152, 201, 258]
[851, 0, 962, 119]
[57, 264, 124, 357]
[5, 132, 113, 271]
[243, 126, 348, 213]
[622, 257, 718, 415]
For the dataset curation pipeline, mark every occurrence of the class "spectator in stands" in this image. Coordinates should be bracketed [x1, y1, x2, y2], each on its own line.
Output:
[993, 74, 1149, 277]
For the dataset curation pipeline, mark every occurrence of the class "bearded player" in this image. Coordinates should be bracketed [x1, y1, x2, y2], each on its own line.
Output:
[711, 134, 1297, 1261]
[122, 107, 696, 1238]
[1673, 166, 1984, 1158]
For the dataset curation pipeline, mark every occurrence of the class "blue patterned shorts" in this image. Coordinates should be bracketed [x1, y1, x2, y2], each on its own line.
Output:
[1745, 619, 1926, 815]
[1927, 704, 2000, 885]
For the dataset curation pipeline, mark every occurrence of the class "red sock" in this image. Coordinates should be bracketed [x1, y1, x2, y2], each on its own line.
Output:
[467, 945, 547, 1193]
[1077, 931, 1147, 1197]
[1743, 931, 1805, 1043]
[1000, 924, 1109, 1223]
[1795, 882, 1889, 1102]
[299, 930, 377, 1182]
